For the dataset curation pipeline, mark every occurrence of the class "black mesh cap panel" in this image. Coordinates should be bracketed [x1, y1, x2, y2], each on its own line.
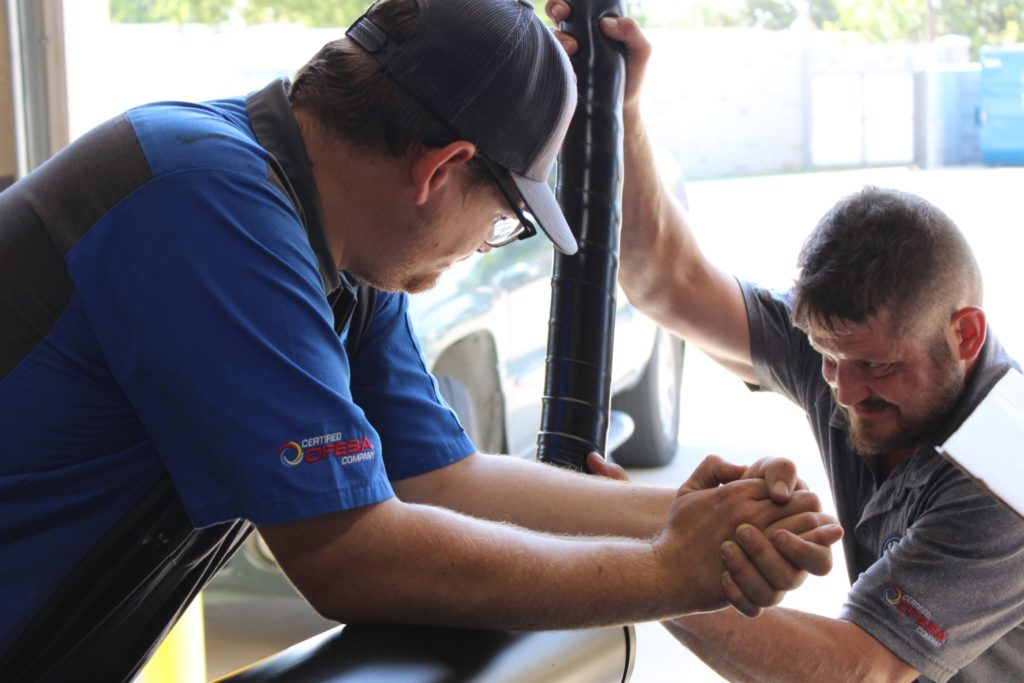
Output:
[346, 0, 578, 254]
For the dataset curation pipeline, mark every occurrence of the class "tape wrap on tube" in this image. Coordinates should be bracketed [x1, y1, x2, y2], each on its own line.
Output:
[537, 0, 626, 472]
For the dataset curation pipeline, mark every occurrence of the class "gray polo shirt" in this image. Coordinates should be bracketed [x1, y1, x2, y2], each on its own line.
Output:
[742, 280, 1024, 683]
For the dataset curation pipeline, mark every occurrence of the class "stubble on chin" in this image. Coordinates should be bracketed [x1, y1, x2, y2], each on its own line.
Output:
[401, 271, 442, 294]
[844, 413, 890, 456]
[834, 404, 888, 456]
[345, 265, 440, 295]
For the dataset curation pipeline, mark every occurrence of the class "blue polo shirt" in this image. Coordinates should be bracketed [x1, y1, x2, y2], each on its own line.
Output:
[0, 79, 475, 656]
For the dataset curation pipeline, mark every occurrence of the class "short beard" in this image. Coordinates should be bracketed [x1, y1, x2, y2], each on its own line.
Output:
[838, 340, 965, 457]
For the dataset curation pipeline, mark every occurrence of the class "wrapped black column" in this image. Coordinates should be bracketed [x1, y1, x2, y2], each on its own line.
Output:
[537, 0, 626, 472]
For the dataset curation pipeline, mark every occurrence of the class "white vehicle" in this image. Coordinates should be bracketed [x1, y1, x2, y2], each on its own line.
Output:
[411, 235, 684, 467]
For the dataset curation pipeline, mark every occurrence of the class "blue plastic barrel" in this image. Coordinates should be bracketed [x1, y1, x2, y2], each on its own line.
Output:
[979, 45, 1024, 165]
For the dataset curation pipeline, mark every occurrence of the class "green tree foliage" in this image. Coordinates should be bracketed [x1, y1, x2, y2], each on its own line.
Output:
[649, 2, 745, 29]
[110, 0, 366, 27]
[624, 0, 649, 26]
[110, 0, 648, 30]
[108, 0, 1024, 53]
[935, 0, 1022, 51]
[827, 0, 928, 43]
[826, 0, 1022, 53]
[110, 0, 232, 24]
[745, 0, 798, 29]
[240, 0, 367, 27]
[808, 0, 839, 27]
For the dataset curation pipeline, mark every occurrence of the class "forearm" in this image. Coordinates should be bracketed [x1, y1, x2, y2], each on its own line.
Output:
[618, 105, 697, 316]
[392, 452, 672, 538]
[266, 458, 839, 628]
[263, 498, 689, 630]
[618, 108, 754, 378]
[666, 608, 918, 683]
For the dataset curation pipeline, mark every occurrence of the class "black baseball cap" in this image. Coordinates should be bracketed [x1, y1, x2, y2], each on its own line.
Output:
[346, 0, 579, 254]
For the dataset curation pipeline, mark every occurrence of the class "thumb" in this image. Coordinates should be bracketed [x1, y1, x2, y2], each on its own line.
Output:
[587, 452, 631, 481]
[682, 454, 747, 492]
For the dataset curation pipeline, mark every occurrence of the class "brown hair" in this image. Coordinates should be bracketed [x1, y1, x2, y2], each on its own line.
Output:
[792, 187, 982, 337]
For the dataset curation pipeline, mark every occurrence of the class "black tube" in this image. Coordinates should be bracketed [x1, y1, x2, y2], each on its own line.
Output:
[537, 0, 626, 472]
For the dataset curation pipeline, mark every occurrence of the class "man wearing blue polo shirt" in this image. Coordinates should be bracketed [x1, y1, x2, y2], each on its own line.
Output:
[0, 0, 841, 679]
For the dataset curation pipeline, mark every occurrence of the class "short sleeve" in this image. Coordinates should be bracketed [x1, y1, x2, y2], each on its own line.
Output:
[740, 279, 826, 409]
[347, 291, 476, 481]
[840, 470, 1024, 682]
[67, 167, 394, 527]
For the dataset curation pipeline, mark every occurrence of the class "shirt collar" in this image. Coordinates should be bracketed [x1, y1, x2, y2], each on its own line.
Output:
[929, 331, 1017, 446]
[245, 78, 341, 295]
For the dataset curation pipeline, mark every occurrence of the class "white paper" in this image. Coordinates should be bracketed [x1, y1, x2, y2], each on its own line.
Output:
[939, 369, 1024, 520]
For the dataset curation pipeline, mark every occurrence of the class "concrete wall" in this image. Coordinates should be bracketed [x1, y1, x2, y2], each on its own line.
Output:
[640, 28, 982, 183]
[642, 28, 807, 180]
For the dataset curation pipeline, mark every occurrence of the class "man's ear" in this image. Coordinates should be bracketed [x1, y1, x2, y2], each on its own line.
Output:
[410, 141, 477, 206]
[950, 306, 986, 363]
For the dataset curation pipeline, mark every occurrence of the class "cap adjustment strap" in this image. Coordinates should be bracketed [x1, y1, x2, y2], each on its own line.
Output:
[346, 16, 389, 54]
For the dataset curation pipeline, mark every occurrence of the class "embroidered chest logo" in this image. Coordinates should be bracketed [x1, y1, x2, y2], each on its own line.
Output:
[279, 431, 376, 467]
[880, 532, 902, 556]
[881, 584, 947, 648]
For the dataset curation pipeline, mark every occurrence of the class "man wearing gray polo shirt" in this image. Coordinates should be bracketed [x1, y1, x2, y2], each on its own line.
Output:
[546, 3, 1024, 681]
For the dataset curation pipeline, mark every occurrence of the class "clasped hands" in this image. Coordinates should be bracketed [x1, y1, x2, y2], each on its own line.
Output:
[587, 452, 843, 618]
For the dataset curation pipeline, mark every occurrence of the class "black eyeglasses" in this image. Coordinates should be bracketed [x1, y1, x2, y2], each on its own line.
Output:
[480, 157, 537, 248]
